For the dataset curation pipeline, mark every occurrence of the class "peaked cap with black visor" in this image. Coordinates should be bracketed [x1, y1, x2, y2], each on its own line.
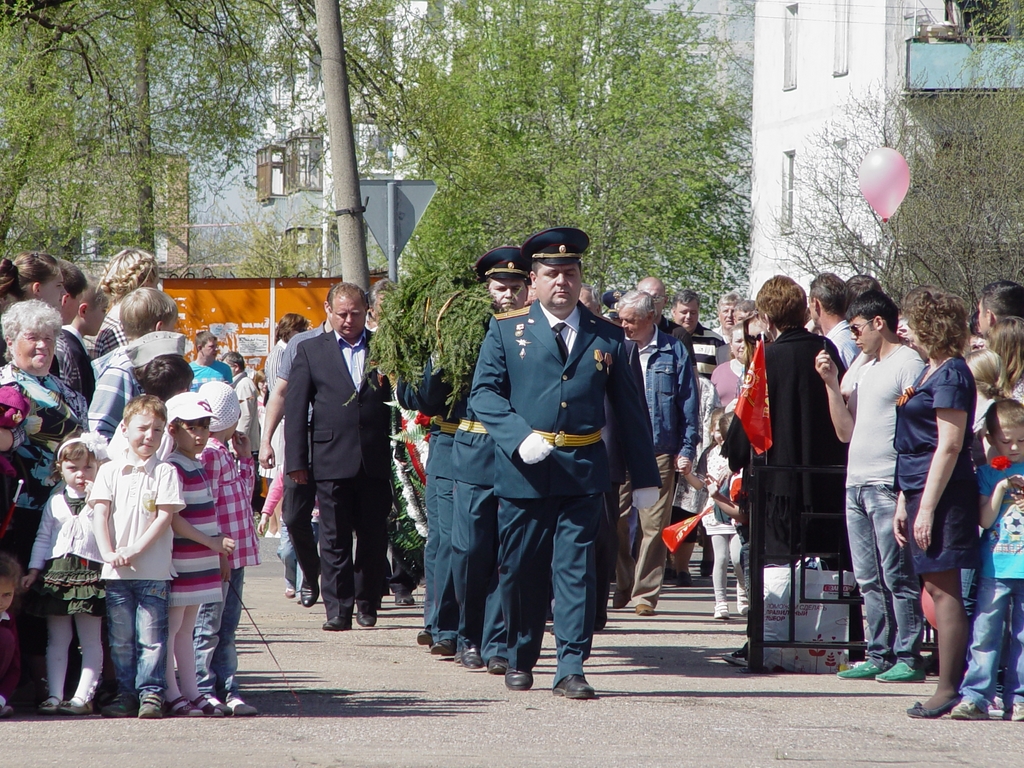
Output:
[475, 246, 530, 283]
[521, 227, 590, 267]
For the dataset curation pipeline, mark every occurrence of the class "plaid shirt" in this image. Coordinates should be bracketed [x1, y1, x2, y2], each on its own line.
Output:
[92, 307, 128, 360]
[201, 438, 260, 569]
[88, 350, 141, 439]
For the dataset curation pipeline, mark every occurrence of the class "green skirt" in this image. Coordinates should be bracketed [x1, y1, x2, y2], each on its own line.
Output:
[26, 554, 105, 617]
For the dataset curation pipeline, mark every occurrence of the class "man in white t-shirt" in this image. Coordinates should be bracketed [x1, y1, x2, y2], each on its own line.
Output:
[815, 289, 926, 684]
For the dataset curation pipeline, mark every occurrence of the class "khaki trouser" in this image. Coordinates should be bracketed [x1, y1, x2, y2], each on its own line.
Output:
[615, 453, 676, 608]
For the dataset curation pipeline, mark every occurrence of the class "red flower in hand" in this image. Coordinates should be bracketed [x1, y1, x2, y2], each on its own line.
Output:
[414, 412, 432, 428]
[992, 456, 1012, 471]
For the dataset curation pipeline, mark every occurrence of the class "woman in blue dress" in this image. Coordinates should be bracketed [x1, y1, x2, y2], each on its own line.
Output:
[894, 286, 978, 719]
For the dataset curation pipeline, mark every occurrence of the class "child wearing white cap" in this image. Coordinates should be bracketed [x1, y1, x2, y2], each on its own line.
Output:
[193, 382, 261, 716]
[163, 392, 236, 717]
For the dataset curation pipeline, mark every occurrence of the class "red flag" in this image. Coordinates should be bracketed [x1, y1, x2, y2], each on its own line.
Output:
[735, 338, 773, 454]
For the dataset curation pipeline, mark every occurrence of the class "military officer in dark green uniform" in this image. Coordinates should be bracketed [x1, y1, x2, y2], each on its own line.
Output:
[450, 247, 531, 672]
[469, 227, 661, 699]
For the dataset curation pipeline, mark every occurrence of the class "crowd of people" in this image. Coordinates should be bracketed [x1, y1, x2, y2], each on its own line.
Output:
[0, 249, 260, 719]
[1, 237, 1023, 722]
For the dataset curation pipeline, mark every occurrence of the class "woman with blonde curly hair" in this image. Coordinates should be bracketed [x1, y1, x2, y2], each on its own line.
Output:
[893, 286, 977, 719]
[91, 248, 159, 359]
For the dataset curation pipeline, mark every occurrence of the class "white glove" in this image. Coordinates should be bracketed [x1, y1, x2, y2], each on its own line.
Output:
[632, 487, 660, 510]
[518, 433, 554, 465]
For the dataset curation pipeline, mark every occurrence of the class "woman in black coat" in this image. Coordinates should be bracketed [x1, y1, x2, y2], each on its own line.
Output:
[726, 276, 849, 562]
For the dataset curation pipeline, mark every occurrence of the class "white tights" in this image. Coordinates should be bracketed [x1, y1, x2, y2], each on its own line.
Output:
[165, 604, 201, 703]
[46, 614, 103, 704]
[710, 533, 747, 607]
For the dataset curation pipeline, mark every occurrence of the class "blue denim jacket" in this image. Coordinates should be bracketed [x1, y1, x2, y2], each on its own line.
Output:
[643, 330, 700, 460]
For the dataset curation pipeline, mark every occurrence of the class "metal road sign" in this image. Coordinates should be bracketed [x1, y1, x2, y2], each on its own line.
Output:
[359, 179, 437, 281]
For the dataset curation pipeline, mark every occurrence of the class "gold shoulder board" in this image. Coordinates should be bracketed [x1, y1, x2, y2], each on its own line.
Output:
[495, 306, 531, 320]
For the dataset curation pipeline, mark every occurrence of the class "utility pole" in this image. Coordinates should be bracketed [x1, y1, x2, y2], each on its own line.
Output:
[314, 0, 369, 288]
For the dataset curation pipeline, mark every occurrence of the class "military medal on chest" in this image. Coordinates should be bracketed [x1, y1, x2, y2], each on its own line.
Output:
[517, 337, 531, 359]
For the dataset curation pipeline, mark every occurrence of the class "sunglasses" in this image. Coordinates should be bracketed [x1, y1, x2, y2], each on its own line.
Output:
[849, 320, 873, 337]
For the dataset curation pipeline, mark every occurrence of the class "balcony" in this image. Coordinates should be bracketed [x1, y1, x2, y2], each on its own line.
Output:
[906, 40, 1024, 91]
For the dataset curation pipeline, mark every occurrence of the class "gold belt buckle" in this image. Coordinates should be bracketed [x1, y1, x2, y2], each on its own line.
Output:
[554, 431, 567, 447]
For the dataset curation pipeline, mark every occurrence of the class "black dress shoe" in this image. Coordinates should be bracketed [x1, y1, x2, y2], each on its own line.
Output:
[417, 629, 433, 646]
[322, 617, 351, 631]
[505, 669, 533, 691]
[459, 646, 484, 670]
[394, 592, 415, 606]
[487, 656, 509, 675]
[300, 581, 320, 608]
[552, 674, 596, 700]
[430, 639, 457, 657]
[356, 612, 377, 628]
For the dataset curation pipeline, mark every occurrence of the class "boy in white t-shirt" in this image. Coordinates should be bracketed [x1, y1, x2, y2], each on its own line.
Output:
[92, 395, 185, 719]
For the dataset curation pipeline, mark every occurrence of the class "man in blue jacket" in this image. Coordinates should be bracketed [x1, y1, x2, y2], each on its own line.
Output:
[614, 290, 700, 616]
[470, 227, 661, 699]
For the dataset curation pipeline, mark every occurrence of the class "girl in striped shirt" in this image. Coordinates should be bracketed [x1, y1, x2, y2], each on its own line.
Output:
[163, 393, 235, 717]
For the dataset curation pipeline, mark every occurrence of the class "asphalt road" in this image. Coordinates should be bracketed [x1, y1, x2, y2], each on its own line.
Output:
[5, 538, 1018, 767]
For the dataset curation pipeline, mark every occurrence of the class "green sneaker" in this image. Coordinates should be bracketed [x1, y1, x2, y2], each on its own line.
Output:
[837, 661, 885, 679]
[876, 661, 927, 683]
[100, 693, 139, 718]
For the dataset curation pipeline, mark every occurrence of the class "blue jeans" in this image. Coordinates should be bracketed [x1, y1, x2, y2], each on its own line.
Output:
[194, 567, 245, 700]
[105, 579, 170, 699]
[960, 576, 1024, 708]
[278, 523, 297, 591]
[846, 485, 923, 668]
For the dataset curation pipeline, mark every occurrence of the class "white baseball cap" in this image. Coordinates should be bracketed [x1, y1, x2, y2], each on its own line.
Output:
[166, 392, 214, 423]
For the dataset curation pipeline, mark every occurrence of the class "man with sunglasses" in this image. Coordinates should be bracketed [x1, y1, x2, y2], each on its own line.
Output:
[814, 289, 927, 683]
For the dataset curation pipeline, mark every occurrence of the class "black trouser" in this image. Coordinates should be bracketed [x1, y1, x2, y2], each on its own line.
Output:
[282, 472, 319, 590]
[594, 485, 620, 631]
[316, 468, 392, 621]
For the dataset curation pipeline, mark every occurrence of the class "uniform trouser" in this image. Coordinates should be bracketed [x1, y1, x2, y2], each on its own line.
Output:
[422, 479, 439, 633]
[426, 475, 459, 643]
[452, 480, 507, 658]
[594, 486, 621, 630]
[282, 473, 320, 590]
[497, 494, 602, 684]
[316, 469, 391, 621]
[616, 454, 676, 607]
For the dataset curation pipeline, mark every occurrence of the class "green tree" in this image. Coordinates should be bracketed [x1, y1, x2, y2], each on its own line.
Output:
[351, 0, 750, 295]
[0, 0, 281, 258]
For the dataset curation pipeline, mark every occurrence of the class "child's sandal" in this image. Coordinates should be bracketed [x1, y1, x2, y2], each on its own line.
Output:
[192, 694, 226, 717]
[37, 697, 63, 715]
[167, 696, 204, 717]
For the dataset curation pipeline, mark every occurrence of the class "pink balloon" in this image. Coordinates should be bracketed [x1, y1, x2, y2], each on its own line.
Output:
[858, 148, 910, 222]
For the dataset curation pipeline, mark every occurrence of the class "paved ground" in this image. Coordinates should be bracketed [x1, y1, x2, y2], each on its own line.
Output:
[6, 539, 1021, 766]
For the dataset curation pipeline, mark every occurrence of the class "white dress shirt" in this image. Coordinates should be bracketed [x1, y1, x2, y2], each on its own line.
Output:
[334, 329, 368, 385]
[538, 304, 580, 355]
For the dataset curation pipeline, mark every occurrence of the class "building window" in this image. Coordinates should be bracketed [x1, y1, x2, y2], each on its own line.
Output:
[284, 133, 324, 194]
[784, 5, 798, 91]
[256, 145, 285, 202]
[782, 150, 796, 232]
[834, 0, 850, 76]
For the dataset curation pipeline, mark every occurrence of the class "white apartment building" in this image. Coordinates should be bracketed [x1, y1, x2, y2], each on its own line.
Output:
[748, 0, 944, 290]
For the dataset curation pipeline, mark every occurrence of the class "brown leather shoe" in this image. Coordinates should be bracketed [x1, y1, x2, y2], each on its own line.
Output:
[635, 604, 655, 616]
[611, 592, 630, 610]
